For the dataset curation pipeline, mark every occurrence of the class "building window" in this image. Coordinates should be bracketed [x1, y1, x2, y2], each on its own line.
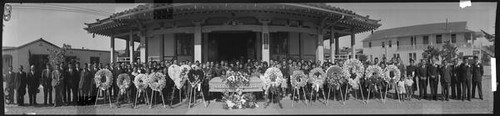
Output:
[90, 57, 100, 64]
[410, 36, 414, 45]
[409, 53, 412, 61]
[451, 34, 456, 43]
[423, 36, 429, 44]
[412, 53, 417, 61]
[382, 42, 385, 48]
[436, 35, 442, 44]
[388, 40, 392, 47]
[396, 41, 399, 47]
[175, 33, 194, 56]
[270, 32, 289, 55]
[368, 42, 372, 48]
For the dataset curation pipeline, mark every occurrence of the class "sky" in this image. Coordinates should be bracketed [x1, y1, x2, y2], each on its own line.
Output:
[2, 3, 497, 51]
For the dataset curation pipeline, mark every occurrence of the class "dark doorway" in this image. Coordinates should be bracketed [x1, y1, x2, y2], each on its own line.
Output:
[208, 31, 256, 62]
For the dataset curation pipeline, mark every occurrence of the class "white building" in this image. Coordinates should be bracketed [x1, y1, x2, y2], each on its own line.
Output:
[362, 22, 483, 64]
[2, 38, 115, 73]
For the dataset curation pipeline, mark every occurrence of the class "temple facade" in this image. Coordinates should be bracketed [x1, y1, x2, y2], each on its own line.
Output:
[84, 3, 381, 64]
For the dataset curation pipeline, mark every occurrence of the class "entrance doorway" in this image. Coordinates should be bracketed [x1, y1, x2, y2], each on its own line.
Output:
[208, 31, 257, 62]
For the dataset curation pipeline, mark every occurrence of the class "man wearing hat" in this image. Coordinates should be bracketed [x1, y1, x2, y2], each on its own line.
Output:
[15, 65, 28, 106]
[27, 65, 40, 105]
[460, 57, 473, 101]
[472, 57, 484, 100]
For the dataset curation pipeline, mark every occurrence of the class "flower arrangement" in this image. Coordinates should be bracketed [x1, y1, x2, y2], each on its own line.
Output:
[384, 65, 401, 83]
[223, 71, 250, 90]
[222, 89, 258, 110]
[291, 70, 308, 89]
[263, 67, 285, 91]
[308, 67, 326, 92]
[342, 59, 365, 89]
[148, 72, 167, 92]
[175, 65, 191, 90]
[364, 65, 385, 91]
[168, 64, 180, 83]
[326, 65, 345, 90]
[133, 74, 149, 93]
[116, 73, 131, 95]
[94, 69, 113, 91]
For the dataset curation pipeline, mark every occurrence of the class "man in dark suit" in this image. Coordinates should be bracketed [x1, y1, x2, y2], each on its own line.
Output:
[52, 64, 64, 107]
[406, 59, 418, 99]
[462, 57, 473, 101]
[41, 64, 52, 105]
[417, 59, 428, 100]
[441, 60, 453, 101]
[27, 65, 40, 105]
[61, 63, 68, 105]
[450, 59, 458, 99]
[79, 63, 91, 105]
[427, 58, 439, 100]
[15, 66, 28, 106]
[89, 63, 99, 105]
[66, 64, 79, 105]
[5, 66, 16, 105]
[472, 57, 484, 100]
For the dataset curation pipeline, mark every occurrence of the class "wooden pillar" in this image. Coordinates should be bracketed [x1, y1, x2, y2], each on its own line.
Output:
[256, 32, 262, 61]
[317, 31, 324, 64]
[330, 27, 336, 63]
[193, 21, 202, 62]
[260, 19, 271, 63]
[129, 30, 134, 64]
[139, 31, 147, 63]
[351, 28, 355, 59]
[125, 40, 130, 57]
[160, 34, 165, 61]
[110, 35, 116, 63]
[203, 33, 209, 62]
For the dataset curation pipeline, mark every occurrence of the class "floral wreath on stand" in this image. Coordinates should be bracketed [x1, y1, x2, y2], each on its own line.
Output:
[290, 70, 308, 89]
[308, 67, 326, 92]
[148, 72, 167, 92]
[168, 64, 181, 86]
[326, 65, 345, 90]
[175, 65, 191, 90]
[262, 67, 285, 94]
[384, 65, 401, 84]
[342, 59, 365, 90]
[364, 65, 384, 91]
[134, 74, 149, 94]
[94, 69, 113, 91]
[116, 73, 131, 95]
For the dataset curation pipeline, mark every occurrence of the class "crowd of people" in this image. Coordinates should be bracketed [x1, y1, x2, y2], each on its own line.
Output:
[3, 55, 484, 108]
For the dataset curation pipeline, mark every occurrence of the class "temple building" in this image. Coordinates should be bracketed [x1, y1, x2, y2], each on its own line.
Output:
[84, 3, 381, 64]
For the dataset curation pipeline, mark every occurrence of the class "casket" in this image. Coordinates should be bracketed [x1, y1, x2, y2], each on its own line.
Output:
[209, 76, 264, 92]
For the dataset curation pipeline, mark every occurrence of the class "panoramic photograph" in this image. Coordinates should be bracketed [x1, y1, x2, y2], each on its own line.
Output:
[2, 2, 496, 115]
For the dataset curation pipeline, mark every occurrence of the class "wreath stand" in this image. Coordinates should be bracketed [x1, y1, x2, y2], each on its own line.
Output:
[114, 89, 131, 107]
[326, 85, 344, 105]
[187, 81, 207, 109]
[134, 89, 150, 108]
[95, 88, 113, 107]
[308, 85, 327, 105]
[149, 89, 166, 109]
[291, 87, 308, 107]
[170, 86, 184, 108]
[359, 82, 366, 104]
[264, 86, 283, 109]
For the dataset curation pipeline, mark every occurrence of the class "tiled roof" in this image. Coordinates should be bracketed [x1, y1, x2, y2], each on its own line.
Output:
[362, 22, 474, 42]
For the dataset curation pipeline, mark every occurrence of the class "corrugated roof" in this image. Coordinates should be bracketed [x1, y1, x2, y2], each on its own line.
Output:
[362, 21, 474, 42]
